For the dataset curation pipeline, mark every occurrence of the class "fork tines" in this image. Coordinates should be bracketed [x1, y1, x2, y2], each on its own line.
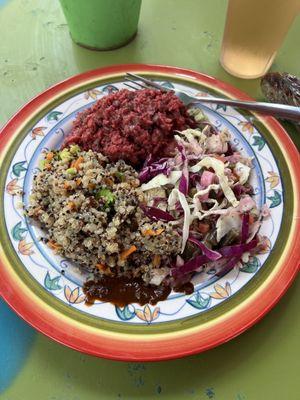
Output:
[124, 73, 167, 91]
[124, 78, 147, 91]
[123, 81, 142, 90]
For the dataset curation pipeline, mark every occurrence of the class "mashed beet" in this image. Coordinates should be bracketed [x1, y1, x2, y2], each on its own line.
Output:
[63, 89, 196, 167]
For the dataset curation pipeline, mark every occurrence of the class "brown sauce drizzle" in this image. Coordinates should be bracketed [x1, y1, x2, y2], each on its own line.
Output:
[83, 276, 194, 307]
[173, 281, 194, 296]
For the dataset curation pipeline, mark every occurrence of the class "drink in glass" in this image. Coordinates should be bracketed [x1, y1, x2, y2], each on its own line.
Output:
[220, 0, 299, 79]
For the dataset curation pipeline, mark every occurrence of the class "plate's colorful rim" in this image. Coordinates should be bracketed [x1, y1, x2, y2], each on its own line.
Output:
[0, 64, 299, 361]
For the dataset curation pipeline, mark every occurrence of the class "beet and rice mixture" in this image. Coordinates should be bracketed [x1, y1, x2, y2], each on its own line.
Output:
[63, 89, 196, 167]
[28, 88, 269, 306]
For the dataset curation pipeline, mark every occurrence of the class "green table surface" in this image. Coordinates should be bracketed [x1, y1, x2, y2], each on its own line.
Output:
[0, 1, 299, 399]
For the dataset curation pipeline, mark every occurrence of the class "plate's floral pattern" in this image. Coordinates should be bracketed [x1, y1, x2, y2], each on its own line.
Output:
[3, 80, 283, 325]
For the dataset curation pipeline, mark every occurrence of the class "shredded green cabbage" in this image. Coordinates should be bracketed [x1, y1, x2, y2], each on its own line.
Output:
[216, 211, 241, 242]
[177, 129, 207, 144]
[141, 171, 182, 191]
[168, 188, 191, 253]
[234, 162, 251, 184]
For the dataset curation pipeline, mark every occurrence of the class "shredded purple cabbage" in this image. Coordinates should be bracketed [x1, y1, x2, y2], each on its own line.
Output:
[140, 204, 175, 222]
[241, 213, 249, 243]
[172, 239, 259, 278]
[219, 239, 258, 257]
[179, 166, 189, 195]
[143, 153, 155, 167]
[139, 158, 173, 183]
[171, 254, 209, 277]
[188, 236, 221, 261]
[178, 144, 189, 195]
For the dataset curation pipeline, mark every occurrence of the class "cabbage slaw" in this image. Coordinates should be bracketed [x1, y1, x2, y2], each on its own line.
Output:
[139, 109, 269, 282]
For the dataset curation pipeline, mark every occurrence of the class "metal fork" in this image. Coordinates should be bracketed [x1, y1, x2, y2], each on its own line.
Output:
[125, 73, 300, 122]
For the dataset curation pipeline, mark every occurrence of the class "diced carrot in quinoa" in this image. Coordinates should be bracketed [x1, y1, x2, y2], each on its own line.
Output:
[47, 240, 62, 251]
[96, 263, 107, 271]
[67, 201, 76, 210]
[46, 152, 54, 161]
[71, 156, 84, 170]
[45, 162, 52, 170]
[142, 228, 165, 236]
[120, 245, 137, 260]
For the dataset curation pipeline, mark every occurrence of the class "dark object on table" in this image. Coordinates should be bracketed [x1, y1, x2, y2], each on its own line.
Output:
[261, 72, 300, 131]
[261, 72, 300, 107]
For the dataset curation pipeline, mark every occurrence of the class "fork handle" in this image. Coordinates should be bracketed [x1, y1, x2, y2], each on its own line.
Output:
[194, 97, 300, 122]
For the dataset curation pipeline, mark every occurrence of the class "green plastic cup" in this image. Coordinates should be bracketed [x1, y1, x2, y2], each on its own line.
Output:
[59, 0, 142, 50]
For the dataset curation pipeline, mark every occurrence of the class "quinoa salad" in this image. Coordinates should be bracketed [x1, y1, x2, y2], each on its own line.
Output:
[27, 89, 270, 306]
